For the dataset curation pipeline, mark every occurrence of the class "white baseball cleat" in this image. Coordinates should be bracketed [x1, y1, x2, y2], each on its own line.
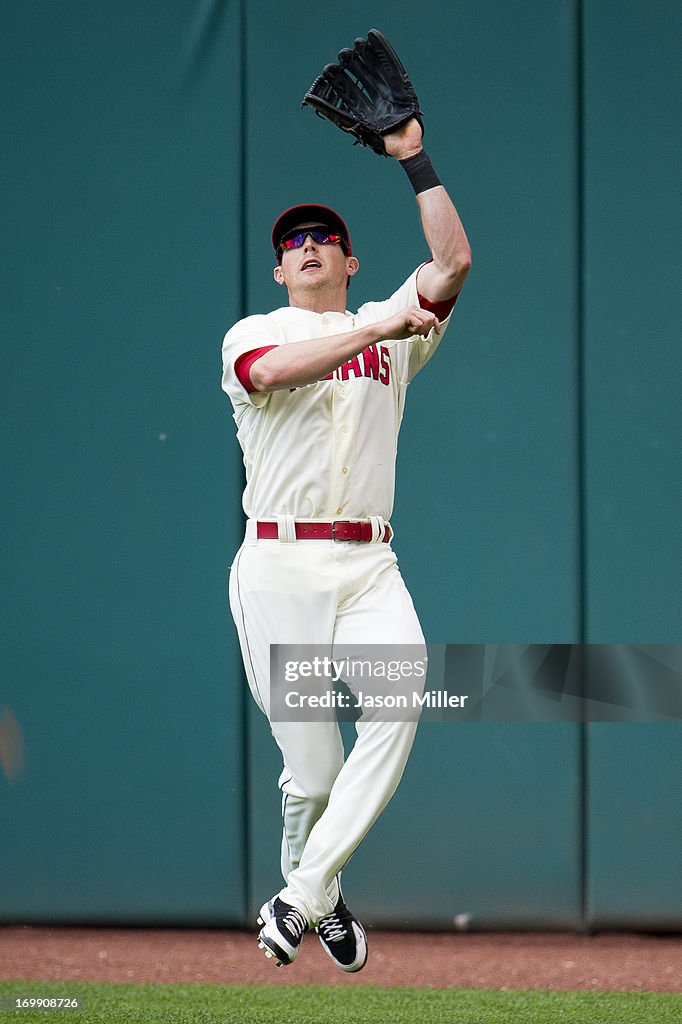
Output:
[257, 896, 309, 967]
[316, 893, 368, 972]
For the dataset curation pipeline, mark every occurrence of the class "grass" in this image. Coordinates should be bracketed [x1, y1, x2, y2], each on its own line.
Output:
[0, 980, 680, 1023]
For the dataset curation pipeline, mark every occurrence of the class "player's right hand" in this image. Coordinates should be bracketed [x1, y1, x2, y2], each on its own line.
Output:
[377, 305, 441, 342]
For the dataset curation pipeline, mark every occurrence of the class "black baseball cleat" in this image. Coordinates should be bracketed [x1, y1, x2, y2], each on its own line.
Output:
[316, 893, 368, 972]
[257, 896, 309, 967]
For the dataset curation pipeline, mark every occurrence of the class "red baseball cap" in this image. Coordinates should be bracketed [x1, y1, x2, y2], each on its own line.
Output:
[271, 204, 352, 259]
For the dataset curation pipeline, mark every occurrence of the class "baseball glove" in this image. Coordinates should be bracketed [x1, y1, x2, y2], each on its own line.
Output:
[302, 29, 424, 156]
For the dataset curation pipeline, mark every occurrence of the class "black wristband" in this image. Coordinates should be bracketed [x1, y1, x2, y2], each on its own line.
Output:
[399, 149, 442, 194]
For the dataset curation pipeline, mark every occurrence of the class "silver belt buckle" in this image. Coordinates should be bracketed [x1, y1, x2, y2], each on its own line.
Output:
[331, 520, 352, 541]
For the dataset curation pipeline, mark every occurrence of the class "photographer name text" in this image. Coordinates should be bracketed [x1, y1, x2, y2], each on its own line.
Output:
[284, 690, 469, 709]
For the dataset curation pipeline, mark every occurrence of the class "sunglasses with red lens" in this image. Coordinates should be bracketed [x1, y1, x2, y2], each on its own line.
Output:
[277, 227, 348, 260]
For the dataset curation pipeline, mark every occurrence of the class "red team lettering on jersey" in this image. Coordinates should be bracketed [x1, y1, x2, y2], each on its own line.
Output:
[322, 344, 391, 385]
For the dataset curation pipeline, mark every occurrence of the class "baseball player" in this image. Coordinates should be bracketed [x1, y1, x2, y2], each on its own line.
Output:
[221, 34, 471, 971]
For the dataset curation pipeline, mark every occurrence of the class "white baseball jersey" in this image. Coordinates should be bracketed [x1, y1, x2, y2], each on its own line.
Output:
[221, 266, 453, 522]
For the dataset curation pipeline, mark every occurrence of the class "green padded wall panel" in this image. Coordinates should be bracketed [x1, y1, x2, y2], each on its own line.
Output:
[0, 1, 246, 922]
[582, 1, 681, 929]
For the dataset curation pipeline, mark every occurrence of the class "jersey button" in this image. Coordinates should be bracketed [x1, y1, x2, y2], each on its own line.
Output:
[335, 507, 343, 515]
[341, 467, 349, 475]
[341, 425, 349, 434]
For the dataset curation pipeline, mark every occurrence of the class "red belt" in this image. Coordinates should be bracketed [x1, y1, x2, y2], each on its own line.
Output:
[256, 520, 392, 543]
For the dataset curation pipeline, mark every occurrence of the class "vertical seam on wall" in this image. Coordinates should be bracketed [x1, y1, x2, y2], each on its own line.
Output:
[576, 0, 586, 644]
[239, 0, 248, 320]
[237, 0, 250, 926]
[576, 0, 589, 934]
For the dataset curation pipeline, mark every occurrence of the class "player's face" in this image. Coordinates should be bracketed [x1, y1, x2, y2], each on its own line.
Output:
[277, 222, 352, 290]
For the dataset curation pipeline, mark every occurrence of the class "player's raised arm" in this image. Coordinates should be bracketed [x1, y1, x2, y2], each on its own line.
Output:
[384, 120, 472, 303]
[302, 28, 471, 307]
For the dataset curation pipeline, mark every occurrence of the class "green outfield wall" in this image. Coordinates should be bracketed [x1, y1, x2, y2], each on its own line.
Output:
[1, 1, 679, 930]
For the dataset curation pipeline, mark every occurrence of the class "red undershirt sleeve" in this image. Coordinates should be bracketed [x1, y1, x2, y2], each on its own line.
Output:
[234, 345, 278, 393]
[417, 291, 459, 320]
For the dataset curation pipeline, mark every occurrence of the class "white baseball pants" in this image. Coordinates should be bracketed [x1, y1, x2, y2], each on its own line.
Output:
[229, 520, 425, 925]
